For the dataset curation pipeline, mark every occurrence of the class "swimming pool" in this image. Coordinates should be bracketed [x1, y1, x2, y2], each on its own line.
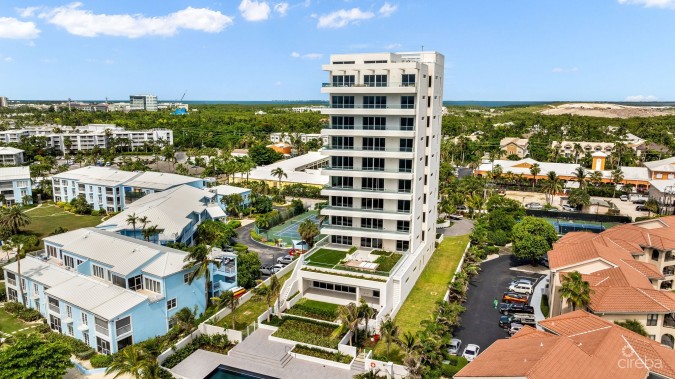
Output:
[204, 365, 277, 379]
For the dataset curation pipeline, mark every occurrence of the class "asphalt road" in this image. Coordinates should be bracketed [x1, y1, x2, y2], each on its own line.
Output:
[234, 222, 287, 267]
[453, 255, 541, 354]
[443, 219, 474, 237]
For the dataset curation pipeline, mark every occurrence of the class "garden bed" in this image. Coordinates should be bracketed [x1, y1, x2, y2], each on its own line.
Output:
[371, 251, 403, 273]
[306, 248, 348, 266]
[271, 316, 341, 349]
[292, 344, 352, 364]
[162, 334, 233, 369]
[284, 299, 339, 322]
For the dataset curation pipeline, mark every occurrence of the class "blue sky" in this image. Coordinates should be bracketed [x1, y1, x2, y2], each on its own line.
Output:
[0, 0, 674, 101]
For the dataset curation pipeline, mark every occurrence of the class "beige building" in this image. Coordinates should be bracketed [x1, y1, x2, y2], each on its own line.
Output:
[499, 137, 529, 158]
[552, 140, 615, 159]
[548, 216, 675, 347]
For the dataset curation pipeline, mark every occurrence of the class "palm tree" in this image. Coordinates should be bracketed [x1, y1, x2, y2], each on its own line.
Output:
[529, 163, 541, 188]
[255, 213, 271, 238]
[271, 167, 287, 188]
[465, 193, 485, 219]
[269, 274, 282, 316]
[170, 306, 197, 334]
[138, 216, 150, 231]
[253, 283, 275, 322]
[125, 213, 139, 239]
[589, 171, 603, 187]
[297, 218, 319, 247]
[396, 331, 419, 356]
[105, 345, 147, 379]
[560, 271, 592, 311]
[611, 168, 624, 198]
[0, 205, 31, 235]
[334, 302, 360, 346]
[141, 225, 160, 242]
[212, 290, 240, 330]
[403, 354, 424, 379]
[353, 370, 381, 379]
[183, 244, 221, 307]
[379, 316, 399, 360]
[542, 171, 563, 205]
[358, 298, 375, 337]
[573, 166, 587, 190]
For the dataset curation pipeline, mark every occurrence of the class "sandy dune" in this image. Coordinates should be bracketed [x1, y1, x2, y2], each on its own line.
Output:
[540, 103, 675, 118]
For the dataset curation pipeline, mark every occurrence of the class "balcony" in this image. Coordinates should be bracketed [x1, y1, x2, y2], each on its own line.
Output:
[322, 82, 416, 88]
[322, 146, 414, 159]
[116, 324, 132, 336]
[320, 224, 409, 238]
[49, 304, 60, 313]
[321, 206, 412, 220]
[323, 166, 414, 179]
[301, 245, 407, 278]
[664, 314, 675, 329]
[321, 187, 413, 200]
[321, 82, 417, 95]
[323, 104, 415, 116]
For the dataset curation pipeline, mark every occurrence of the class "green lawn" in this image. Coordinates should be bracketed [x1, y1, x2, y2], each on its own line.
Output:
[285, 299, 339, 321]
[22, 205, 103, 246]
[374, 235, 470, 360]
[373, 252, 403, 272]
[215, 270, 292, 331]
[0, 308, 30, 335]
[306, 248, 347, 266]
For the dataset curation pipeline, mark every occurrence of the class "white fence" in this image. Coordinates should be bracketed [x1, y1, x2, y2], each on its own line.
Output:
[444, 242, 471, 302]
[364, 356, 409, 379]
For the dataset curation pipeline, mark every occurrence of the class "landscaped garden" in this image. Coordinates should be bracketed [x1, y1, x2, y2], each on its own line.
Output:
[0, 307, 33, 336]
[292, 344, 352, 364]
[371, 251, 403, 272]
[284, 299, 339, 322]
[304, 248, 347, 267]
[270, 316, 341, 349]
[22, 204, 103, 246]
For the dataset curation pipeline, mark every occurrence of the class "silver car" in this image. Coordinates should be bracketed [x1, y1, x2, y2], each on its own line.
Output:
[448, 338, 462, 355]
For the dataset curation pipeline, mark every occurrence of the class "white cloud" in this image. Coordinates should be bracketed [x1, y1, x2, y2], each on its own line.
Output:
[379, 3, 397, 17]
[274, 3, 289, 16]
[384, 43, 401, 49]
[0, 17, 40, 39]
[40, 3, 233, 38]
[275, 81, 282, 86]
[290, 51, 323, 59]
[239, 0, 271, 21]
[624, 95, 658, 102]
[552, 67, 578, 73]
[618, 0, 675, 9]
[1, 55, 13, 63]
[317, 8, 374, 28]
[17, 6, 42, 18]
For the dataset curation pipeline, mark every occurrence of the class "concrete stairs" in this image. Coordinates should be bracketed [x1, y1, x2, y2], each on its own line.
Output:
[351, 353, 367, 374]
[229, 349, 292, 368]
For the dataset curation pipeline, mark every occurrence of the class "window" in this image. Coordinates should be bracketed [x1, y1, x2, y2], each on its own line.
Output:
[363, 117, 386, 130]
[49, 315, 61, 332]
[402, 74, 416, 87]
[363, 137, 385, 151]
[361, 198, 383, 211]
[332, 75, 355, 87]
[115, 316, 132, 336]
[96, 337, 111, 355]
[361, 238, 383, 249]
[331, 216, 353, 227]
[331, 156, 353, 169]
[331, 235, 353, 245]
[332, 176, 354, 189]
[364, 74, 387, 87]
[331, 95, 354, 109]
[48, 297, 60, 313]
[372, 290, 381, 298]
[397, 221, 410, 232]
[331, 196, 353, 208]
[364, 96, 387, 109]
[361, 218, 383, 230]
[647, 314, 658, 326]
[400, 117, 414, 131]
[64, 255, 75, 268]
[401, 96, 415, 109]
[33, 283, 39, 295]
[66, 305, 72, 319]
[400, 139, 413, 152]
[6, 272, 16, 286]
[46, 245, 58, 258]
[81, 313, 88, 326]
[331, 116, 354, 129]
[7, 288, 17, 302]
[362, 178, 384, 191]
[128, 275, 142, 291]
[167, 298, 177, 311]
[112, 274, 126, 288]
[331, 136, 354, 150]
[83, 332, 90, 346]
[92, 265, 105, 279]
[183, 273, 191, 284]
[144, 277, 161, 293]
[67, 324, 74, 336]
[396, 240, 410, 252]
[95, 317, 109, 335]
[312, 280, 356, 294]
[652, 250, 660, 261]
[362, 157, 385, 171]
[398, 180, 412, 193]
[399, 159, 413, 173]
[398, 200, 411, 213]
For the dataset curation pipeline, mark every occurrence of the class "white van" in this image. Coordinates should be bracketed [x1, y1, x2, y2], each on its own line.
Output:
[508, 283, 533, 295]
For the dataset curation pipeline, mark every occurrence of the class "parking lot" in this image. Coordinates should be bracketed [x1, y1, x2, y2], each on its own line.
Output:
[453, 255, 544, 355]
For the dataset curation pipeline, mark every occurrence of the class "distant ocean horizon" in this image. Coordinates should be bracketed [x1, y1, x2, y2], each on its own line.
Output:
[9, 100, 675, 108]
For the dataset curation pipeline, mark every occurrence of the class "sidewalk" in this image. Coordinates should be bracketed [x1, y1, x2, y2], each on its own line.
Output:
[530, 275, 550, 329]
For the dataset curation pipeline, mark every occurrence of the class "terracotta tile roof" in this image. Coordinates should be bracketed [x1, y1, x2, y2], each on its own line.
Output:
[586, 287, 675, 313]
[622, 259, 665, 280]
[455, 312, 663, 379]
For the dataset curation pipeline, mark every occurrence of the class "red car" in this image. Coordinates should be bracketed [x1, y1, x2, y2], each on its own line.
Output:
[502, 292, 529, 304]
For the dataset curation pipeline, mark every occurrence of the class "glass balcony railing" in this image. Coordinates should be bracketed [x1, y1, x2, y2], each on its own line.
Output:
[323, 166, 414, 174]
[329, 104, 415, 109]
[322, 82, 416, 88]
[326, 125, 414, 131]
[323, 186, 412, 194]
[324, 146, 414, 153]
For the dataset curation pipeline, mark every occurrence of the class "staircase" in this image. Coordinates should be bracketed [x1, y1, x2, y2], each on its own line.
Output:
[229, 348, 293, 368]
[279, 259, 303, 312]
[227, 329, 293, 368]
[351, 353, 367, 374]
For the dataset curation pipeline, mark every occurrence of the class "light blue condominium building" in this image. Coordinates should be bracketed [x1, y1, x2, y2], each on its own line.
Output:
[0, 166, 32, 205]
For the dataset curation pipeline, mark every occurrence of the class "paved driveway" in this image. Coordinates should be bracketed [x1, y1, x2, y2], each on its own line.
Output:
[453, 255, 542, 354]
[234, 222, 287, 267]
[443, 218, 474, 237]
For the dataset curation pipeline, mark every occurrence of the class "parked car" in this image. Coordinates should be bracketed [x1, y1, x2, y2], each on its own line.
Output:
[561, 204, 577, 212]
[620, 195, 629, 201]
[462, 344, 480, 361]
[273, 263, 285, 271]
[260, 265, 279, 276]
[508, 283, 534, 295]
[502, 292, 529, 304]
[509, 323, 524, 336]
[539, 255, 549, 267]
[499, 314, 516, 328]
[500, 303, 535, 315]
[632, 198, 647, 204]
[636, 205, 648, 211]
[510, 278, 536, 287]
[449, 214, 464, 220]
[525, 202, 543, 210]
[277, 255, 294, 265]
[448, 338, 462, 356]
[456, 205, 468, 213]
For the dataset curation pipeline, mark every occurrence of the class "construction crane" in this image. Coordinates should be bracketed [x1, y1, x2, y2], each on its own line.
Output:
[179, 91, 187, 103]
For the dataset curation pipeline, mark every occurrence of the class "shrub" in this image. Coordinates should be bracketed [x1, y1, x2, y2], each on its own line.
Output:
[285, 299, 339, 321]
[0, 283, 5, 302]
[272, 318, 340, 348]
[488, 229, 509, 246]
[45, 332, 92, 355]
[162, 334, 232, 369]
[90, 354, 113, 368]
[35, 323, 52, 334]
[4, 301, 23, 314]
[227, 220, 242, 229]
[18, 308, 43, 321]
[90, 210, 100, 216]
[485, 245, 500, 255]
[293, 344, 352, 364]
[75, 348, 96, 360]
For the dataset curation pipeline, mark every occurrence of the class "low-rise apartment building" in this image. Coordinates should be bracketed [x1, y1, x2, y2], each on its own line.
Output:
[645, 157, 675, 180]
[650, 179, 675, 214]
[0, 146, 24, 165]
[210, 185, 252, 208]
[548, 216, 675, 347]
[233, 152, 329, 187]
[0, 166, 32, 205]
[2, 228, 237, 354]
[52, 166, 205, 212]
[455, 310, 675, 379]
[97, 185, 226, 245]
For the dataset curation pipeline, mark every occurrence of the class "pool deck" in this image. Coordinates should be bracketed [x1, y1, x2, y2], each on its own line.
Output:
[170, 328, 354, 379]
